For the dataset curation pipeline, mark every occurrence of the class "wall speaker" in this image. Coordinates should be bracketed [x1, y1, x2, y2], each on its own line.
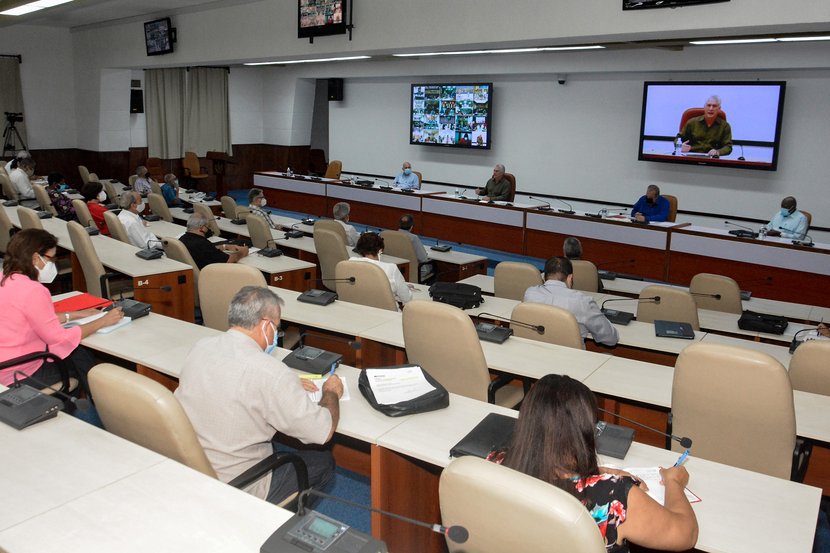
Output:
[130, 89, 144, 114]
[328, 78, 343, 102]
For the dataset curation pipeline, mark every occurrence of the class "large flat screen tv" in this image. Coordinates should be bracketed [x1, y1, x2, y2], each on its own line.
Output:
[144, 17, 175, 56]
[623, 0, 729, 10]
[298, 0, 347, 39]
[410, 84, 493, 149]
[637, 81, 786, 171]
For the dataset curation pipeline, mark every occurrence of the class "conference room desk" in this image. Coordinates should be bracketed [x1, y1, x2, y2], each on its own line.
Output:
[325, 180, 443, 231]
[420, 195, 529, 255]
[169, 205, 303, 234]
[178, 189, 223, 215]
[4, 206, 195, 321]
[668, 225, 830, 308]
[254, 171, 334, 216]
[0, 404, 291, 553]
[374, 392, 821, 553]
[525, 210, 679, 280]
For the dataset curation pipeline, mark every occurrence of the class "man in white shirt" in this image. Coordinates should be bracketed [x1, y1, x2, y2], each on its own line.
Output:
[133, 165, 154, 196]
[351, 232, 413, 306]
[332, 201, 360, 246]
[117, 191, 160, 249]
[4, 149, 30, 175]
[523, 256, 619, 347]
[765, 196, 809, 240]
[393, 161, 420, 190]
[10, 157, 36, 199]
[175, 286, 343, 504]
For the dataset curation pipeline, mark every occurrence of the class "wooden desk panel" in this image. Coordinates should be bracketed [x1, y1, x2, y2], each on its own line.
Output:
[432, 258, 487, 282]
[326, 183, 424, 231]
[266, 266, 317, 292]
[133, 270, 195, 323]
[254, 173, 328, 216]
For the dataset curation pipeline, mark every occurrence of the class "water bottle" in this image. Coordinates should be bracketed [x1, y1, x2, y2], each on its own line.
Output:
[454, 188, 460, 197]
[286, 167, 293, 176]
[759, 227, 767, 240]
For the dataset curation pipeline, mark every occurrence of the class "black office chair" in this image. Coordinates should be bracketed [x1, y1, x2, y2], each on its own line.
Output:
[0, 351, 80, 410]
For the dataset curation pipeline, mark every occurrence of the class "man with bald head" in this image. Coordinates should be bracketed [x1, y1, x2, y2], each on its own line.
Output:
[766, 196, 808, 239]
[680, 95, 733, 158]
[393, 161, 420, 190]
[475, 164, 511, 202]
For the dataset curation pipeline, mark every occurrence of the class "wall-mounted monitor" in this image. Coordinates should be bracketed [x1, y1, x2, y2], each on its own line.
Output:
[298, 0, 347, 39]
[144, 17, 175, 56]
[637, 81, 786, 171]
[410, 84, 493, 149]
[623, 0, 729, 10]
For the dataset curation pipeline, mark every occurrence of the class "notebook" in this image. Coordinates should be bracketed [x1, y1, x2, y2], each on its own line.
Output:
[654, 320, 696, 339]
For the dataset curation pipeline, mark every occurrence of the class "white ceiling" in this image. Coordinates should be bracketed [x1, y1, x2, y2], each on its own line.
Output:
[0, 0, 256, 29]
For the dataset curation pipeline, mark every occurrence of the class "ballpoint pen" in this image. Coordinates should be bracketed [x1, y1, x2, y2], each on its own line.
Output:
[674, 449, 690, 467]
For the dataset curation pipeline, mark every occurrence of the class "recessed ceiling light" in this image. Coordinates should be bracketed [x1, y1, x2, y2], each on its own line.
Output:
[776, 35, 830, 42]
[690, 38, 777, 45]
[1, 0, 74, 16]
[244, 55, 371, 66]
[392, 45, 604, 57]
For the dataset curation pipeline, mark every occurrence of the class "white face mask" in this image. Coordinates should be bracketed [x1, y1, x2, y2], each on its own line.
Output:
[137, 201, 146, 213]
[37, 254, 57, 284]
[97, 190, 107, 202]
[260, 198, 267, 207]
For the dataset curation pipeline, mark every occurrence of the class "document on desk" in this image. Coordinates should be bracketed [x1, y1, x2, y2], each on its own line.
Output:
[302, 374, 351, 403]
[365, 366, 436, 405]
[62, 313, 133, 333]
[624, 467, 701, 505]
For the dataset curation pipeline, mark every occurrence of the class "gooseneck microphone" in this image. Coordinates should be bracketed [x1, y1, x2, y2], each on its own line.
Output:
[477, 312, 545, 334]
[314, 276, 356, 287]
[598, 406, 692, 449]
[789, 327, 821, 354]
[600, 296, 661, 310]
[724, 220, 758, 239]
[527, 196, 552, 211]
[84, 219, 100, 236]
[298, 489, 469, 544]
[552, 197, 575, 214]
[738, 144, 746, 161]
[690, 292, 721, 300]
[12, 370, 91, 412]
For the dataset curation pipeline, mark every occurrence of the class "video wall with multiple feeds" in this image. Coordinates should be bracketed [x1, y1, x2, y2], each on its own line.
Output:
[637, 81, 786, 171]
[410, 84, 493, 149]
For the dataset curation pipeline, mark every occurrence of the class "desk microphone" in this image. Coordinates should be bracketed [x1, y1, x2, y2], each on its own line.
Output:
[136, 239, 164, 260]
[552, 197, 575, 214]
[259, 239, 283, 258]
[600, 296, 661, 310]
[776, 226, 812, 245]
[738, 144, 746, 161]
[789, 327, 820, 354]
[314, 276, 356, 288]
[690, 292, 721, 300]
[724, 220, 758, 238]
[284, 222, 305, 239]
[476, 312, 544, 334]
[298, 488, 469, 544]
[527, 196, 552, 211]
[597, 406, 692, 449]
[12, 370, 91, 412]
[84, 219, 100, 236]
[374, 178, 393, 190]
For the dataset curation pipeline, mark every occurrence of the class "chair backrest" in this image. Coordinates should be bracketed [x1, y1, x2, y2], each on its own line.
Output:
[88, 363, 216, 478]
[33, 184, 57, 215]
[147, 192, 173, 222]
[636, 284, 700, 330]
[439, 456, 605, 553]
[313, 228, 349, 290]
[789, 340, 830, 396]
[335, 260, 398, 311]
[17, 206, 43, 230]
[150, 181, 163, 196]
[689, 273, 743, 314]
[246, 212, 274, 250]
[314, 219, 347, 242]
[0, 206, 14, 253]
[672, 342, 795, 479]
[162, 236, 200, 307]
[220, 195, 239, 218]
[183, 152, 202, 175]
[402, 300, 490, 401]
[511, 302, 584, 349]
[88, 172, 100, 182]
[502, 173, 517, 202]
[192, 203, 219, 236]
[104, 210, 130, 245]
[128, 174, 138, 188]
[0, 173, 16, 200]
[102, 180, 120, 203]
[324, 159, 342, 180]
[379, 230, 418, 280]
[679, 107, 727, 131]
[198, 263, 267, 331]
[663, 194, 678, 222]
[801, 210, 812, 228]
[413, 170, 423, 187]
[78, 165, 91, 184]
[571, 260, 599, 293]
[67, 221, 107, 296]
[493, 261, 543, 300]
[71, 199, 94, 228]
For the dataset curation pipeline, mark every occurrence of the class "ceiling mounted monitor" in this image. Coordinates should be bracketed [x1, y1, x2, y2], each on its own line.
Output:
[144, 17, 176, 56]
[298, 0, 347, 39]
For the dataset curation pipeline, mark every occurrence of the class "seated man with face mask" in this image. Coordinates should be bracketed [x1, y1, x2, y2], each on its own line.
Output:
[180, 213, 249, 269]
[393, 161, 420, 190]
[117, 191, 161, 249]
[631, 184, 670, 223]
[247, 187, 279, 229]
[765, 196, 808, 240]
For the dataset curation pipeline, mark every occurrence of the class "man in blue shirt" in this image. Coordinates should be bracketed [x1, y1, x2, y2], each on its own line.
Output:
[393, 161, 420, 190]
[631, 184, 670, 223]
[766, 196, 808, 239]
[161, 173, 183, 206]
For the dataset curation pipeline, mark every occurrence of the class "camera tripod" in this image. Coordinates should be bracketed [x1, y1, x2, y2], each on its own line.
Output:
[3, 118, 27, 158]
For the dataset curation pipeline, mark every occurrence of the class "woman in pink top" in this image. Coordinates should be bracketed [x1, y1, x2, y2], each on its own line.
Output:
[0, 229, 123, 390]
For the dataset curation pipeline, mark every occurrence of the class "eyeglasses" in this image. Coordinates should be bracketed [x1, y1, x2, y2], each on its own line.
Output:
[262, 319, 285, 338]
[39, 253, 57, 262]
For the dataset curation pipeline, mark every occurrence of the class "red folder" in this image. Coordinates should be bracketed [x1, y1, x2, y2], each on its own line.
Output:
[53, 293, 112, 312]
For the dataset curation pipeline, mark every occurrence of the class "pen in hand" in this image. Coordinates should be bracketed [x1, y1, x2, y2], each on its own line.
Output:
[674, 449, 690, 467]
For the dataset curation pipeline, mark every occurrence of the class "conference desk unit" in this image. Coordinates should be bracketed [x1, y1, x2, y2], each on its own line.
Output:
[3, 206, 196, 322]
[63, 306, 822, 553]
